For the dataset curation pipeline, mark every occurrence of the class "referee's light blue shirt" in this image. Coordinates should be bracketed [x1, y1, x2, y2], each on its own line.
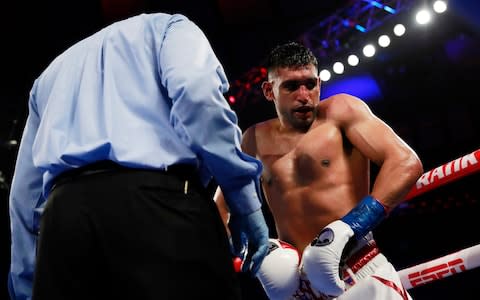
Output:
[8, 13, 262, 300]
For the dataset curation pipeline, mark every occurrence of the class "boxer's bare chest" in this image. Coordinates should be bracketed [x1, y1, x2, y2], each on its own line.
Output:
[258, 123, 344, 189]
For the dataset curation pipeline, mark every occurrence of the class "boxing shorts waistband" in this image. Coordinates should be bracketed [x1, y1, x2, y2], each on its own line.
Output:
[343, 240, 380, 274]
[51, 160, 201, 194]
[340, 232, 379, 271]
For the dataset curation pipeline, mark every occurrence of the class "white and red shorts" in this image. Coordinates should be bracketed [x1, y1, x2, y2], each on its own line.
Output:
[257, 235, 411, 300]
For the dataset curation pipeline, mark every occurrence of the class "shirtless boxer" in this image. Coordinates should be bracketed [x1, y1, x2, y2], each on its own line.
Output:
[215, 42, 423, 299]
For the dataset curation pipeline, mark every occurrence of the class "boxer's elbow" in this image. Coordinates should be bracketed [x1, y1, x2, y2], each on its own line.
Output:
[403, 152, 424, 185]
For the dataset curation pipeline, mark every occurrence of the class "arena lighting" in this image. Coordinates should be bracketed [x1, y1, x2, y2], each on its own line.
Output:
[378, 34, 391, 47]
[297, 0, 416, 61]
[321, 18, 405, 78]
[225, 0, 451, 108]
[306, 1, 448, 82]
[319, 69, 331, 82]
[347, 54, 359, 66]
[362, 44, 376, 57]
[433, 0, 447, 14]
[393, 23, 406, 36]
[415, 9, 432, 25]
[332, 62, 345, 74]
[367, 0, 397, 14]
[321, 74, 382, 102]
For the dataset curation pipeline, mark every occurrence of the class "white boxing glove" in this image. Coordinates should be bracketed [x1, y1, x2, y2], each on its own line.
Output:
[300, 220, 354, 297]
[256, 239, 300, 300]
[301, 195, 388, 297]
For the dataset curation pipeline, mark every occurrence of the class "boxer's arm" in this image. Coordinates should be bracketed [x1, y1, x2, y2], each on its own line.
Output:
[214, 188, 230, 236]
[301, 95, 423, 297]
[341, 195, 387, 238]
[329, 93, 423, 210]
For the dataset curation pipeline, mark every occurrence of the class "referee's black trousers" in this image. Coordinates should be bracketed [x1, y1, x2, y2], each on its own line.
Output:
[32, 164, 241, 300]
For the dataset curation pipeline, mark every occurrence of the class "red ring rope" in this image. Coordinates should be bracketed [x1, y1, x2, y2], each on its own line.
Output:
[404, 149, 480, 201]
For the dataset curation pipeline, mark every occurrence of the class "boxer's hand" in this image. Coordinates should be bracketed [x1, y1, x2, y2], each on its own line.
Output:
[301, 195, 387, 297]
[228, 209, 269, 276]
[341, 195, 388, 238]
[257, 239, 300, 300]
[301, 220, 353, 297]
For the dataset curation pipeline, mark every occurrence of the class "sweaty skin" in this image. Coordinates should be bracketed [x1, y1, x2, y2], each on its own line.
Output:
[249, 113, 367, 252]
[215, 65, 423, 253]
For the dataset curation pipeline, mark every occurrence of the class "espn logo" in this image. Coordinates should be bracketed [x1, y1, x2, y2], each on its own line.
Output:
[407, 258, 466, 287]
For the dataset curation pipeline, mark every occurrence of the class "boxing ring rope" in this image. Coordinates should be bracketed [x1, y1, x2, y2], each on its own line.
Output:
[396, 148, 480, 289]
[403, 148, 480, 201]
[398, 244, 480, 290]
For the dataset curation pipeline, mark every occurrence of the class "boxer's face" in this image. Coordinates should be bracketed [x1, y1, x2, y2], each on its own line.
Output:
[263, 64, 320, 131]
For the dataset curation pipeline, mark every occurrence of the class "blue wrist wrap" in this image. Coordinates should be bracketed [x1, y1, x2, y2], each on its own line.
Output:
[341, 195, 387, 239]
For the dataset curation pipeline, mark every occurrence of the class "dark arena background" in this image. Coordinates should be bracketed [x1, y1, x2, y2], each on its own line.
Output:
[2, 0, 479, 299]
